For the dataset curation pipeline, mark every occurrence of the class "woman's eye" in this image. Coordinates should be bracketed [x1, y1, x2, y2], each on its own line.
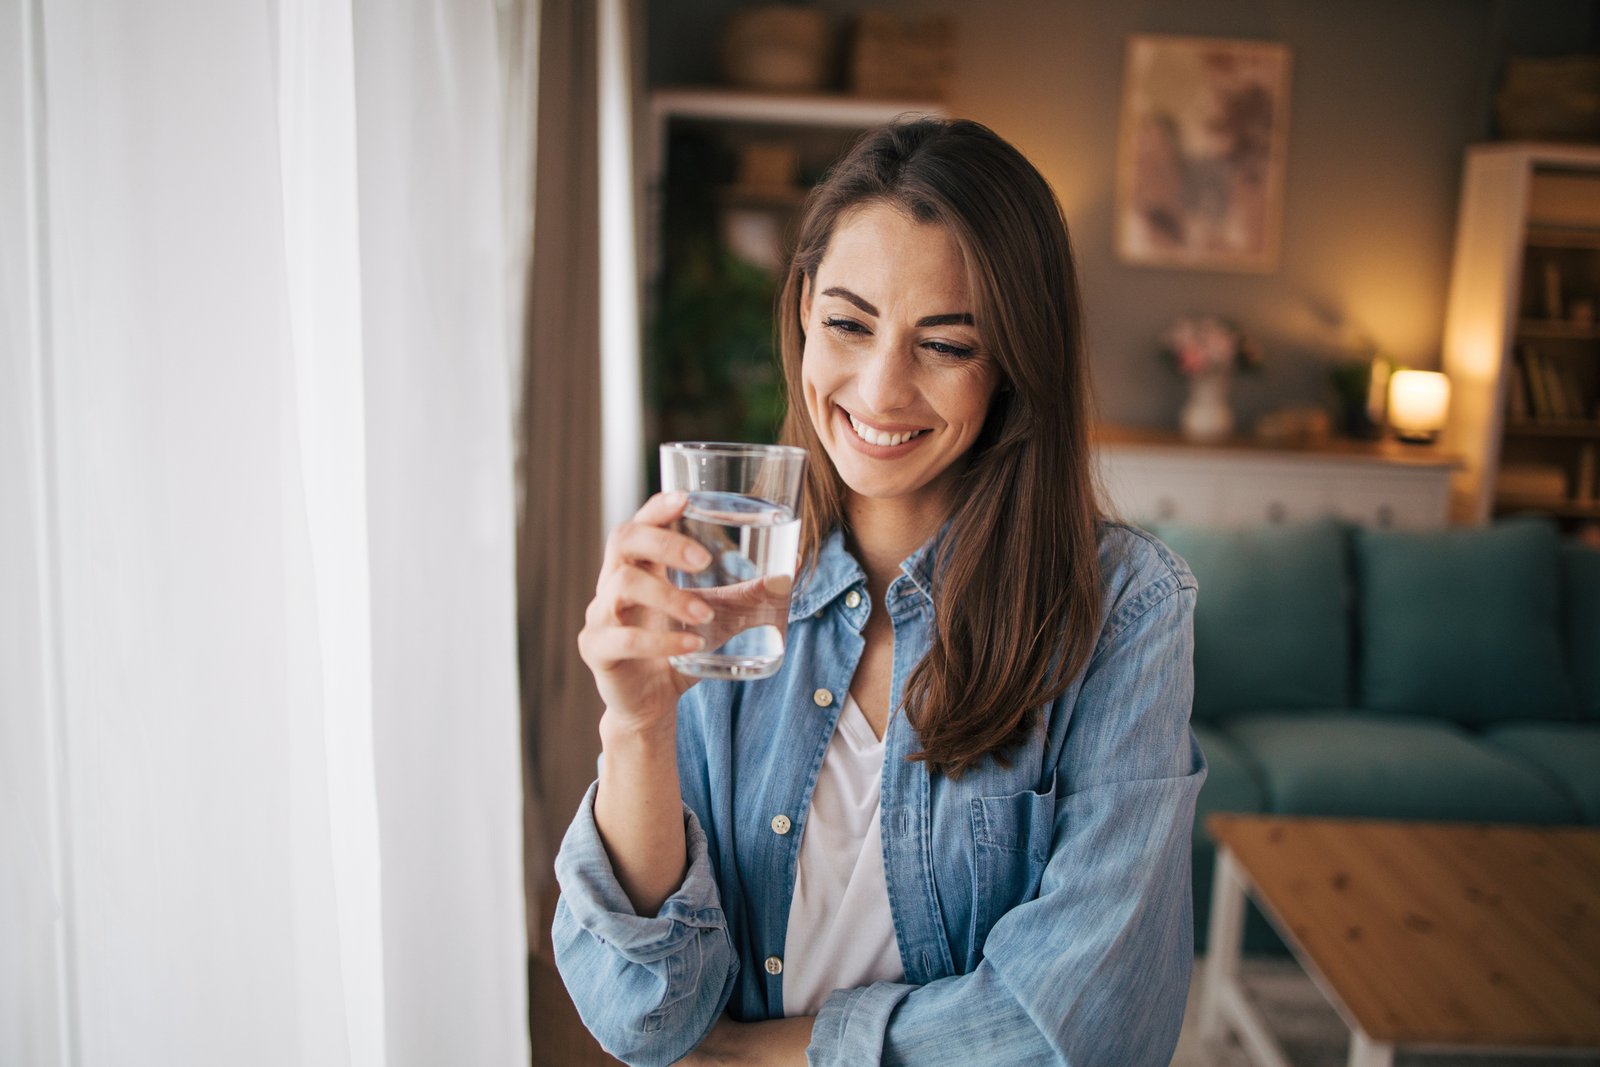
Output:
[925, 340, 976, 359]
[822, 316, 867, 335]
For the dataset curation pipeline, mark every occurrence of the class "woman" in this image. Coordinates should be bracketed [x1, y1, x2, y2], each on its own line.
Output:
[554, 118, 1203, 1066]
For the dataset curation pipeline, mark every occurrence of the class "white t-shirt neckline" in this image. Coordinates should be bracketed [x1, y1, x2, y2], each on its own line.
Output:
[780, 692, 905, 1017]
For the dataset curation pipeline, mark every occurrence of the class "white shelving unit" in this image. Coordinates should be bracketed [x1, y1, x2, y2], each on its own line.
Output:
[639, 87, 944, 455]
[643, 87, 944, 284]
[1440, 143, 1600, 525]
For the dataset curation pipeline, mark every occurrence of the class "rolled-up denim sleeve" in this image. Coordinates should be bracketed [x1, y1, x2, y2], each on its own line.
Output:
[551, 781, 738, 1067]
[810, 582, 1204, 1066]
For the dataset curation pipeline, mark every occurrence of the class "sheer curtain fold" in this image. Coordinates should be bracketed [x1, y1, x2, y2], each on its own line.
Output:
[3, 1, 528, 1064]
[520, 0, 606, 950]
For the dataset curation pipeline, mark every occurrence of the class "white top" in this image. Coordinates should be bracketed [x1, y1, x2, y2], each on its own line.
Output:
[781, 692, 905, 1017]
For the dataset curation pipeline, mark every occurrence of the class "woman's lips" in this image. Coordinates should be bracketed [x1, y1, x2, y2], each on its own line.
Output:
[840, 407, 931, 452]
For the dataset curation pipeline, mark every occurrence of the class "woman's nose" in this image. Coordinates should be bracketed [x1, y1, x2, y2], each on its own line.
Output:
[855, 339, 917, 414]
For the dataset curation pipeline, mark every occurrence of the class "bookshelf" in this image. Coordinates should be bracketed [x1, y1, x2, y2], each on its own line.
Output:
[1441, 144, 1600, 530]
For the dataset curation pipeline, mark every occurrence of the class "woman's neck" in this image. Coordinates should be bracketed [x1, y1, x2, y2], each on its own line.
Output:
[844, 492, 950, 603]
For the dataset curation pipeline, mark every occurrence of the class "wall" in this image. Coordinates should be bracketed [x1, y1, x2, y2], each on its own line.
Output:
[648, 0, 1597, 430]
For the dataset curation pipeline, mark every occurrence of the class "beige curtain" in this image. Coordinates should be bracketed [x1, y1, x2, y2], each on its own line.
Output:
[520, 0, 605, 957]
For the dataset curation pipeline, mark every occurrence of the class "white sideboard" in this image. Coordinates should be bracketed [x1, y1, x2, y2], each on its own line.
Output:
[1094, 428, 1461, 529]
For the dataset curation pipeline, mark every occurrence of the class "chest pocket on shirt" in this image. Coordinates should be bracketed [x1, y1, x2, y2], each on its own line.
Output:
[968, 784, 1057, 957]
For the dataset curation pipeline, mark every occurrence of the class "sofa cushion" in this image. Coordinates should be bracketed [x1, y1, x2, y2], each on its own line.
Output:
[1354, 520, 1576, 723]
[1222, 712, 1580, 823]
[1483, 722, 1600, 823]
[1565, 543, 1600, 719]
[1192, 724, 1267, 851]
[1152, 520, 1349, 720]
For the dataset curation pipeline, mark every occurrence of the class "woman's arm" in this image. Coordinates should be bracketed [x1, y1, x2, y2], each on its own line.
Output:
[808, 579, 1204, 1066]
[577, 490, 713, 914]
[675, 1016, 814, 1066]
[553, 492, 739, 1065]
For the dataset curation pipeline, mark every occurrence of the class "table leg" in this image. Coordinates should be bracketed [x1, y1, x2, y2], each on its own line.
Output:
[1199, 848, 1246, 1041]
[1347, 1030, 1393, 1067]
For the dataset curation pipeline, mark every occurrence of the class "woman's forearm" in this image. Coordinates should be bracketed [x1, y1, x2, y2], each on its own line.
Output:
[594, 710, 689, 917]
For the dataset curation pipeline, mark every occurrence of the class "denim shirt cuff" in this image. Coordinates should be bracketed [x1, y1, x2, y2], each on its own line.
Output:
[807, 982, 914, 1066]
[553, 780, 725, 964]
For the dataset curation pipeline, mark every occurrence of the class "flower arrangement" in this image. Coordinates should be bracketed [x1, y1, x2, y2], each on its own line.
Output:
[1160, 315, 1261, 377]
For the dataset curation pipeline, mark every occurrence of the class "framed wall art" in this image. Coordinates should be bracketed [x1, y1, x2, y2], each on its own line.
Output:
[1116, 34, 1292, 273]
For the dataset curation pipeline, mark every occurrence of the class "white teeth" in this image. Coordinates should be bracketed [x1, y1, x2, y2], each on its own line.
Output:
[848, 412, 925, 447]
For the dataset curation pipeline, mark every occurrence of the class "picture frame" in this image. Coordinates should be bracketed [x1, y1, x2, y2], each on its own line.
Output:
[1116, 34, 1292, 273]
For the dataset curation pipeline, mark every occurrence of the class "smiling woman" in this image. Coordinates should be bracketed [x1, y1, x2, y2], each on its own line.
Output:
[799, 207, 1000, 528]
[554, 118, 1203, 1067]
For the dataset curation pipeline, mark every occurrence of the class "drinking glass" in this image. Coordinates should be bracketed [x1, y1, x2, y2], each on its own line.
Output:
[659, 442, 806, 680]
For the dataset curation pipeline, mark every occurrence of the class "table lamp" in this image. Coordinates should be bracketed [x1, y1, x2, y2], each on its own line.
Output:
[1388, 369, 1451, 443]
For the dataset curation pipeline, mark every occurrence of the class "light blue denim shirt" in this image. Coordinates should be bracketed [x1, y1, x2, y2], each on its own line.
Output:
[554, 521, 1204, 1066]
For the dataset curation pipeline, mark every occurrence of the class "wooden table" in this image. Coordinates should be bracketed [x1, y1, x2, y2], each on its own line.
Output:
[1199, 815, 1600, 1067]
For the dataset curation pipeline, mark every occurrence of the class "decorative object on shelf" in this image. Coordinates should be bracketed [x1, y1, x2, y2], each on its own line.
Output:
[1493, 55, 1600, 143]
[720, 5, 831, 93]
[1116, 35, 1292, 273]
[848, 12, 953, 101]
[1253, 405, 1331, 447]
[1161, 314, 1260, 442]
[1387, 368, 1452, 444]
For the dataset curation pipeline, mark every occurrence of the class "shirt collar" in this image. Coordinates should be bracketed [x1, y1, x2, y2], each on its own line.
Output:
[787, 522, 950, 621]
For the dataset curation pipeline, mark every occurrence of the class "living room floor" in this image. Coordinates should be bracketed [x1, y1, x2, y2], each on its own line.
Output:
[531, 952, 1600, 1066]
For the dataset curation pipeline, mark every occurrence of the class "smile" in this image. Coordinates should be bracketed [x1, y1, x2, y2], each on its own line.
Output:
[847, 411, 931, 448]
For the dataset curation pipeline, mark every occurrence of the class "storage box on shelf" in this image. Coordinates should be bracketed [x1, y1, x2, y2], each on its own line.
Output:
[1442, 144, 1600, 531]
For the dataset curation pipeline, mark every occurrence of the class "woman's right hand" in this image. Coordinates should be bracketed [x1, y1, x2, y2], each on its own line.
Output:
[578, 491, 716, 734]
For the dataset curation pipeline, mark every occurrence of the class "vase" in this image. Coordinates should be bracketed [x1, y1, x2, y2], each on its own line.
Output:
[1180, 370, 1235, 443]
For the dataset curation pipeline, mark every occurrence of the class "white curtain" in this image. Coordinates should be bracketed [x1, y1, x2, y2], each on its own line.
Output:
[1, 1, 529, 1064]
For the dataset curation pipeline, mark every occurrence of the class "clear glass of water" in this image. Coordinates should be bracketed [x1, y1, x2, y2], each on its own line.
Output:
[660, 442, 806, 681]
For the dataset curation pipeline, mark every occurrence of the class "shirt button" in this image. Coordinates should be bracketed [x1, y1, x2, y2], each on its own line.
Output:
[844, 589, 862, 609]
[813, 688, 834, 708]
[770, 814, 792, 835]
[764, 955, 783, 975]
[813, 609, 823, 619]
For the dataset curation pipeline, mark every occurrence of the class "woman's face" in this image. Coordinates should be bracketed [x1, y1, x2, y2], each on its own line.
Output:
[800, 203, 1001, 514]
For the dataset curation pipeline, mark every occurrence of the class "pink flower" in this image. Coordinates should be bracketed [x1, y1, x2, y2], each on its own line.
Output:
[1160, 315, 1256, 378]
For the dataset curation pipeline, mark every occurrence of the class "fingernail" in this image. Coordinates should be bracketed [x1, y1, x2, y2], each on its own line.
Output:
[764, 575, 793, 597]
[686, 545, 711, 569]
[691, 600, 714, 622]
[681, 633, 706, 651]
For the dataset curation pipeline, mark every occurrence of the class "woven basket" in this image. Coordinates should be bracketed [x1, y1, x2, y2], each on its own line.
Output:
[848, 13, 953, 101]
[1495, 55, 1600, 142]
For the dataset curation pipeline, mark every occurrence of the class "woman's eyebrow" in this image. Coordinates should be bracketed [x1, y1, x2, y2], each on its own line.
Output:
[821, 286, 974, 328]
[821, 286, 878, 316]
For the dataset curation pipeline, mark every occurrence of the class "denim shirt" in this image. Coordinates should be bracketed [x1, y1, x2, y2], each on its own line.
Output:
[553, 521, 1204, 1066]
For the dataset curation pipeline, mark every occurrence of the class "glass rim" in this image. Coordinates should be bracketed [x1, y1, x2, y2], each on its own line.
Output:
[659, 441, 808, 460]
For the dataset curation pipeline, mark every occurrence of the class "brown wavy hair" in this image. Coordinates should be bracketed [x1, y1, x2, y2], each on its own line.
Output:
[776, 117, 1103, 777]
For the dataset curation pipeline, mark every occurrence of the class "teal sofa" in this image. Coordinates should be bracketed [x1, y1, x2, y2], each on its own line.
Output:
[1149, 518, 1600, 951]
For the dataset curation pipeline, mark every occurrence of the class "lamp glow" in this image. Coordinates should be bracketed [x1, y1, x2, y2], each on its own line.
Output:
[1388, 369, 1451, 443]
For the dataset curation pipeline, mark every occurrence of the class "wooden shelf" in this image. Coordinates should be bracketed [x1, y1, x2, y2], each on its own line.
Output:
[1525, 224, 1600, 251]
[1504, 419, 1600, 439]
[1517, 319, 1600, 340]
[652, 87, 944, 128]
[1494, 493, 1600, 519]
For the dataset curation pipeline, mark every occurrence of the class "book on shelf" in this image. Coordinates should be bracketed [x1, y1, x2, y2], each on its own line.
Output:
[1522, 346, 1554, 418]
[1519, 346, 1589, 421]
[1509, 358, 1530, 420]
[1579, 445, 1598, 505]
[1543, 259, 1564, 320]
